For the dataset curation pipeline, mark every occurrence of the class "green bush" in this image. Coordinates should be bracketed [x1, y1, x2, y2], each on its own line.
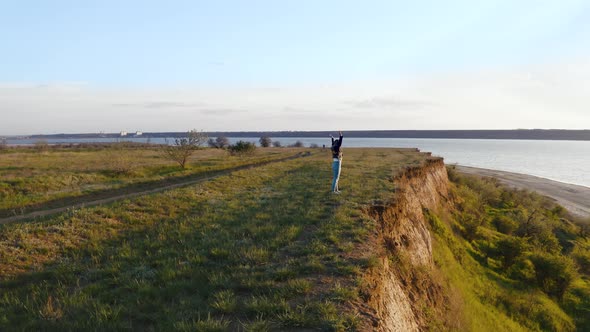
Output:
[572, 246, 590, 275]
[507, 258, 536, 282]
[259, 136, 272, 147]
[229, 141, 256, 156]
[495, 236, 528, 268]
[534, 230, 562, 255]
[493, 215, 518, 235]
[530, 252, 577, 299]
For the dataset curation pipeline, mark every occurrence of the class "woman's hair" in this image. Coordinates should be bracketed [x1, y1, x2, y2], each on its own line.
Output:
[332, 139, 339, 146]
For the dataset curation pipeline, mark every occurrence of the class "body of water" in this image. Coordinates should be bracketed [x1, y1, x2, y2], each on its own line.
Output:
[6, 137, 590, 188]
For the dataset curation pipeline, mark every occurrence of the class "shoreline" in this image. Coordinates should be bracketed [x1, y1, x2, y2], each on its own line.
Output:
[456, 165, 590, 219]
[455, 164, 590, 190]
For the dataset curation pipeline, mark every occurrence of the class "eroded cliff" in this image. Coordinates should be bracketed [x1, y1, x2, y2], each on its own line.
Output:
[359, 157, 451, 331]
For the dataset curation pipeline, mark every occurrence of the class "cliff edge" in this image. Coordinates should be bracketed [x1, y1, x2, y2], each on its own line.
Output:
[358, 157, 451, 331]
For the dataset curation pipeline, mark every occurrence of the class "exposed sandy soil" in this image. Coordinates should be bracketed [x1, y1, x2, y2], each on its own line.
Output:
[457, 166, 590, 219]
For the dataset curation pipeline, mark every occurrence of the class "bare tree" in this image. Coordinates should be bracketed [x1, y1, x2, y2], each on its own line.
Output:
[259, 136, 272, 147]
[216, 136, 230, 149]
[209, 136, 230, 149]
[290, 140, 304, 148]
[34, 139, 49, 152]
[0, 138, 7, 150]
[162, 130, 208, 169]
[207, 138, 217, 148]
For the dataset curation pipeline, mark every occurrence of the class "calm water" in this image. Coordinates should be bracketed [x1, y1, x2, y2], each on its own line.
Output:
[7, 137, 590, 188]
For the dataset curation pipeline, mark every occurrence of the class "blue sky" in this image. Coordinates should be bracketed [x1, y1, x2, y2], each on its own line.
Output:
[1, 0, 590, 134]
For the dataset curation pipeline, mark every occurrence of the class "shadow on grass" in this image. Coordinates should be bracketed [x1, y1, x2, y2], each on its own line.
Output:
[0, 153, 309, 221]
[0, 157, 345, 330]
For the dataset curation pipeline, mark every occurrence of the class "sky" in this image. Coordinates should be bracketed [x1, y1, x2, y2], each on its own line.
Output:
[1, 0, 590, 135]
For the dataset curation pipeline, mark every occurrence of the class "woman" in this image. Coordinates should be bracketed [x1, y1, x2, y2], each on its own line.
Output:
[330, 131, 343, 193]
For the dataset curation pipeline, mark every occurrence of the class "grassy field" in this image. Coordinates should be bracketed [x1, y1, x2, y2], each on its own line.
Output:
[0, 145, 299, 216]
[3, 146, 588, 331]
[0, 147, 429, 330]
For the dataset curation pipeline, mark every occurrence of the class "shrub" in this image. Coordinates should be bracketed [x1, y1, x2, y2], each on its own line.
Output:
[34, 139, 49, 152]
[309, 143, 319, 148]
[515, 208, 544, 238]
[259, 136, 272, 147]
[530, 252, 577, 299]
[534, 230, 562, 255]
[229, 141, 256, 156]
[0, 138, 7, 150]
[460, 214, 483, 241]
[208, 136, 230, 149]
[495, 236, 527, 268]
[572, 246, 590, 275]
[493, 215, 518, 235]
[290, 141, 304, 148]
[272, 141, 282, 148]
[507, 258, 536, 282]
[446, 165, 460, 183]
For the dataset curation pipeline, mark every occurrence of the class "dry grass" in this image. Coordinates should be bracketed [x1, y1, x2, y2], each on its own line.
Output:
[0, 148, 429, 330]
[0, 146, 297, 213]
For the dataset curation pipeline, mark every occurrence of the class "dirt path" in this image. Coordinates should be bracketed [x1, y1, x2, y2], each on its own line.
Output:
[457, 165, 590, 219]
[0, 152, 312, 225]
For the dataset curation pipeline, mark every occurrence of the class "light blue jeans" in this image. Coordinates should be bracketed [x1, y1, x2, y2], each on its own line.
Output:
[331, 159, 341, 192]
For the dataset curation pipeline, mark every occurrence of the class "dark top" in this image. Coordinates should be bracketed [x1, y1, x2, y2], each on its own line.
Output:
[331, 134, 343, 159]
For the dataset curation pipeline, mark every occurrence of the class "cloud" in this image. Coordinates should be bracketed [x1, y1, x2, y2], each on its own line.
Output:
[1, 60, 590, 134]
[199, 108, 245, 115]
[112, 101, 207, 109]
[208, 61, 225, 66]
[344, 97, 436, 110]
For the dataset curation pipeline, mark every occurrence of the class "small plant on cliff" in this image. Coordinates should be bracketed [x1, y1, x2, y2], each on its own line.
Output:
[162, 129, 208, 169]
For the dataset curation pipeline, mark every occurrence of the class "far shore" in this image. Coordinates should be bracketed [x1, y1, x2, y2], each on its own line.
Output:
[456, 165, 590, 219]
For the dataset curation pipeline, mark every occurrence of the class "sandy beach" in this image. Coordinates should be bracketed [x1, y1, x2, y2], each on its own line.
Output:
[456, 166, 590, 220]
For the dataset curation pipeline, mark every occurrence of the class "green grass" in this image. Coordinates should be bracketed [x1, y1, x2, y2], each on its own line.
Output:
[0, 148, 428, 330]
[4, 147, 586, 330]
[426, 169, 590, 332]
[0, 145, 298, 214]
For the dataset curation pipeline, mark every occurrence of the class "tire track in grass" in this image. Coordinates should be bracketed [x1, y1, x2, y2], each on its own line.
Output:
[0, 152, 313, 225]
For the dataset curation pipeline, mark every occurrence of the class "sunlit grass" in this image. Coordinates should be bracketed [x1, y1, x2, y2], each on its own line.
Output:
[427, 169, 590, 331]
[0, 146, 298, 213]
[0, 148, 428, 330]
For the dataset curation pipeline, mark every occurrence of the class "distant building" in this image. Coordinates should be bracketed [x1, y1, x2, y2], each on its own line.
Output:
[120, 131, 128, 137]
[134, 131, 143, 136]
